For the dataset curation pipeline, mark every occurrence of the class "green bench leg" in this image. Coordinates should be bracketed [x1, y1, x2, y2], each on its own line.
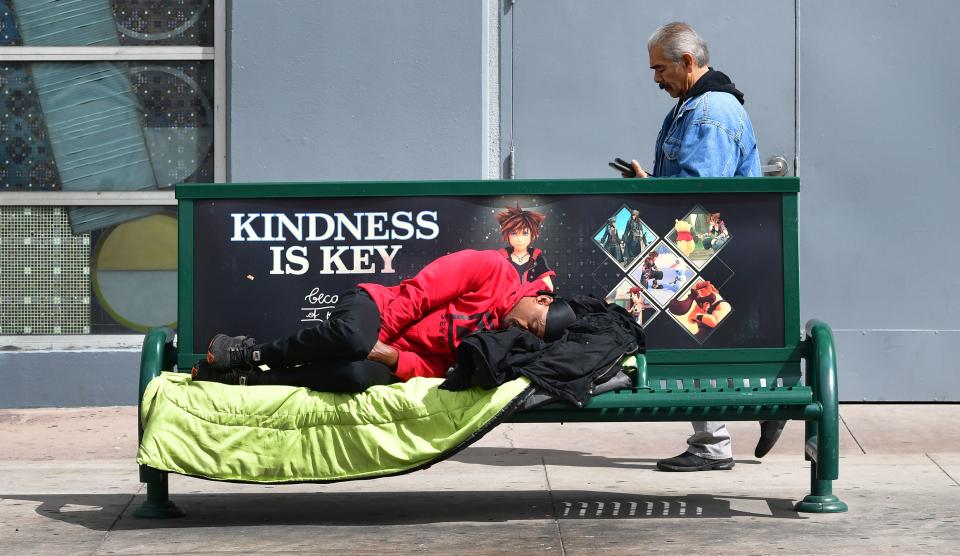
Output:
[796, 468, 848, 513]
[795, 419, 847, 513]
[135, 328, 184, 518]
[134, 466, 185, 518]
[795, 320, 848, 513]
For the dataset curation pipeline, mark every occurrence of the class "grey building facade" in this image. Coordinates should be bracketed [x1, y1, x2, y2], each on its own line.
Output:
[1, 0, 956, 406]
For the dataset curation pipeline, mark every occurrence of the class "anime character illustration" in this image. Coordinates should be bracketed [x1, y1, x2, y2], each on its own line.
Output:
[627, 241, 696, 308]
[627, 286, 658, 326]
[667, 280, 733, 342]
[700, 212, 729, 252]
[598, 217, 624, 263]
[673, 219, 695, 258]
[495, 203, 554, 291]
[640, 251, 663, 289]
[667, 206, 733, 269]
[603, 278, 659, 328]
[623, 209, 651, 261]
[593, 206, 656, 269]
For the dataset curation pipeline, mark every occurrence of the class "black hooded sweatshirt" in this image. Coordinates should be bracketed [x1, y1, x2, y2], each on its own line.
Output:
[675, 68, 745, 116]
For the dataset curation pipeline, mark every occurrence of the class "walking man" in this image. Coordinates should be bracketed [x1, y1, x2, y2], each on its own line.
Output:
[618, 21, 785, 471]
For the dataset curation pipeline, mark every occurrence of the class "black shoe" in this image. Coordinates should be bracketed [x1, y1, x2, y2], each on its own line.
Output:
[191, 360, 256, 386]
[206, 334, 258, 371]
[656, 452, 735, 472]
[754, 420, 787, 458]
[191, 359, 220, 381]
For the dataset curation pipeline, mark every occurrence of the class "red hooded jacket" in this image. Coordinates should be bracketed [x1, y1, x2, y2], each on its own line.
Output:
[359, 249, 553, 381]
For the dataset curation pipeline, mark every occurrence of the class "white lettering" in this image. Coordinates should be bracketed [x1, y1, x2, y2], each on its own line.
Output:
[276, 213, 304, 241]
[231, 213, 261, 241]
[351, 246, 377, 274]
[365, 212, 389, 240]
[416, 211, 439, 239]
[319, 246, 351, 274]
[269, 245, 284, 274]
[313, 245, 405, 274]
[304, 288, 339, 306]
[391, 211, 414, 240]
[374, 245, 402, 273]
[261, 214, 278, 241]
[285, 246, 309, 275]
[333, 213, 363, 241]
[307, 213, 335, 241]
[232, 210, 439, 243]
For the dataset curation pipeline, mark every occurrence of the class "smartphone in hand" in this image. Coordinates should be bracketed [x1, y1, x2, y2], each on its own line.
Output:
[609, 157, 637, 177]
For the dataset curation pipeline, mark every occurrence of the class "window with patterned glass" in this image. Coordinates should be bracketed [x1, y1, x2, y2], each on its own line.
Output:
[0, 0, 219, 336]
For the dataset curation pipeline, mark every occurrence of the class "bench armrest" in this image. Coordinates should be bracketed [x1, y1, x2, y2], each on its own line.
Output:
[139, 327, 177, 401]
[804, 319, 840, 480]
[138, 327, 177, 436]
[633, 353, 650, 390]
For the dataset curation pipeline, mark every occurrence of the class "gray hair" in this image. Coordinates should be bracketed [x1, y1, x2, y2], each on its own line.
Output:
[647, 22, 709, 67]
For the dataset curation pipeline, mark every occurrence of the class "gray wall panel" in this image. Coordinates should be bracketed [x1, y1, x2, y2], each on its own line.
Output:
[799, 1, 959, 399]
[0, 352, 140, 408]
[11, 2, 956, 407]
[832, 331, 960, 401]
[507, 0, 795, 178]
[230, 0, 485, 181]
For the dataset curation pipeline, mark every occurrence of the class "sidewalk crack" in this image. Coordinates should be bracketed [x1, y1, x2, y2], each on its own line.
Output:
[501, 424, 518, 450]
[925, 452, 960, 487]
[542, 456, 566, 556]
[94, 483, 143, 556]
[839, 413, 866, 455]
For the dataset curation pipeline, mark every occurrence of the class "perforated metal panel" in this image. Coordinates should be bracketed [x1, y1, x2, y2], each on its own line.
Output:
[6, 0, 213, 47]
[0, 206, 90, 334]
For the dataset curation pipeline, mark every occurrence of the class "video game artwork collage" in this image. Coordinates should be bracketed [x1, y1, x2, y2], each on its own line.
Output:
[592, 204, 733, 343]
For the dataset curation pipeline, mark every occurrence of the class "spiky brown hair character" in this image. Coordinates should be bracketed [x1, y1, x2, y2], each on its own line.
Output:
[496, 203, 545, 243]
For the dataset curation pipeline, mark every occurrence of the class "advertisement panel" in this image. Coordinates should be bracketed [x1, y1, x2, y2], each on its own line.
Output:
[193, 193, 784, 350]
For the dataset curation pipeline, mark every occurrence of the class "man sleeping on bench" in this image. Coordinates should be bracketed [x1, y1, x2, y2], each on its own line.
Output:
[191, 249, 579, 393]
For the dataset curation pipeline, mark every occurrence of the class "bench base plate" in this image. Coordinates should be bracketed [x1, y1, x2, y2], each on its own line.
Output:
[794, 495, 848, 513]
[133, 499, 186, 519]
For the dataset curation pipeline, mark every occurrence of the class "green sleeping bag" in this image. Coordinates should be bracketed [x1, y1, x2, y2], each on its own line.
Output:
[137, 372, 532, 483]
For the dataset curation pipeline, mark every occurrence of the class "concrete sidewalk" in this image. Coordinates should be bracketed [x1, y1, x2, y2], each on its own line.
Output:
[1, 405, 959, 555]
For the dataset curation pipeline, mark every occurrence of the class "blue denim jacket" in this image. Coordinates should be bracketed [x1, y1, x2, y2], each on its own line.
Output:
[653, 91, 761, 177]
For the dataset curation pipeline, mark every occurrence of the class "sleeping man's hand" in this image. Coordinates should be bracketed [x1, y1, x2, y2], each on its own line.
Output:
[366, 341, 399, 370]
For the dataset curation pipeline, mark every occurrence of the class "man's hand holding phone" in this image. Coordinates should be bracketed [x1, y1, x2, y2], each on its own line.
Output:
[609, 157, 649, 178]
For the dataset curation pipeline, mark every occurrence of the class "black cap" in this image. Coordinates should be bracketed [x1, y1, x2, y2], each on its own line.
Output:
[544, 299, 576, 342]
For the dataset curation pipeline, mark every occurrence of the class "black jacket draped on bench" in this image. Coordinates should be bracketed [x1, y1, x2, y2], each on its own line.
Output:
[441, 296, 645, 406]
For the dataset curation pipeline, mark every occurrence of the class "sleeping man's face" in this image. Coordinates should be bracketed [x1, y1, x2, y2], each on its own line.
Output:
[502, 294, 554, 339]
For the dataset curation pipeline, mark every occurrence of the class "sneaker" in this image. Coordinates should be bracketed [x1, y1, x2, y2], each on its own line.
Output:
[656, 451, 735, 472]
[191, 359, 222, 381]
[191, 360, 255, 386]
[754, 420, 787, 458]
[206, 334, 258, 371]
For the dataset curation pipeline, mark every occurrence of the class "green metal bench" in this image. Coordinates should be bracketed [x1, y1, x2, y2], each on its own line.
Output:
[136, 177, 847, 517]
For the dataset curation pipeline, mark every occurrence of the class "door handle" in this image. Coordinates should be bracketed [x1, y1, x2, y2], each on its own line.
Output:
[761, 156, 789, 176]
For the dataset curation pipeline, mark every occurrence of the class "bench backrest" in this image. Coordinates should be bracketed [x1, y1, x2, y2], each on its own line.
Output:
[174, 178, 802, 385]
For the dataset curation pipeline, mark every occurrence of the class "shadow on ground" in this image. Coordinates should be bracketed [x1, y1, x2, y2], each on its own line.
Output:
[5, 490, 804, 531]
[451, 447, 763, 469]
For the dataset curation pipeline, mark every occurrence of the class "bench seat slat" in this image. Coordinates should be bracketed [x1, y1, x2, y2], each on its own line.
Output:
[510, 404, 817, 424]
[645, 363, 801, 381]
[585, 388, 812, 408]
[509, 386, 815, 424]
